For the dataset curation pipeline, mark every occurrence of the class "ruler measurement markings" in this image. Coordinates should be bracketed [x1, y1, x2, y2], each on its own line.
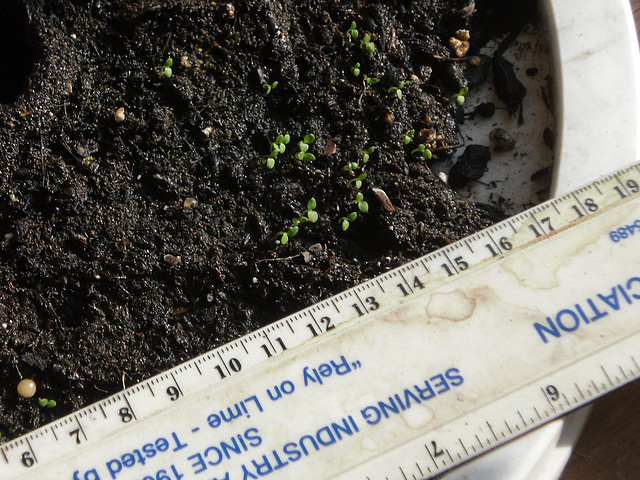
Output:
[632, 355, 640, 375]
[574, 382, 586, 401]
[486, 421, 499, 442]
[121, 393, 137, 422]
[593, 181, 603, 196]
[484, 231, 504, 257]
[464, 238, 474, 254]
[24, 438, 37, 466]
[445, 448, 454, 464]
[398, 466, 408, 480]
[170, 372, 184, 398]
[306, 310, 323, 337]
[285, 318, 296, 335]
[570, 192, 589, 217]
[72, 415, 87, 442]
[425, 441, 442, 470]
[533, 407, 542, 421]
[601, 365, 615, 387]
[395, 271, 416, 298]
[517, 410, 528, 428]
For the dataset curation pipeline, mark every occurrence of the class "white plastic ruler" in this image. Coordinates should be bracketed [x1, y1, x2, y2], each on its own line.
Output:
[3, 161, 640, 480]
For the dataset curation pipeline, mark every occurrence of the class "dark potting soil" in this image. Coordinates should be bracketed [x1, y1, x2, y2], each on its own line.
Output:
[0, 0, 537, 439]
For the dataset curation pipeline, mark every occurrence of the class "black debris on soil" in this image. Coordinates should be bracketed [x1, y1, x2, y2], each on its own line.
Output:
[448, 144, 492, 188]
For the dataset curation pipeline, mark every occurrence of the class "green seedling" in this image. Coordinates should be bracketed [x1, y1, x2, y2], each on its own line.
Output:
[339, 212, 358, 231]
[349, 173, 367, 190]
[364, 76, 379, 85]
[351, 63, 361, 77]
[412, 143, 433, 160]
[272, 134, 290, 154]
[455, 86, 469, 105]
[400, 129, 415, 145]
[262, 80, 279, 95]
[162, 57, 173, 78]
[353, 192, 369, 213]
[347, 21, 359, 39]
[344, 161, 359, 171]
[38, 398, 57, 408]
[295, 134, 316, 162]
[276, 198, 318, 244]
[276, 226, 298, 245]
[358, 146, 375, 164]
[300, 197, 319, 223]
[264, 134, 291, 169]
[388, 81, 410, 100]
[360, 34, 376, 53]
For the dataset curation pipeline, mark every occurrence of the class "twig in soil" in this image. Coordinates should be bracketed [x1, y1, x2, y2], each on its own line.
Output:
[162, 31, 173, 56]
[39, 131, 45, 185]
[258, 253, 306, 263]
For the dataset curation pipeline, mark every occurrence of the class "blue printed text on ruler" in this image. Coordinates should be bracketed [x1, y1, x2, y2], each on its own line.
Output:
[534, 276, 640, 343]
[72, 355, 463, 480]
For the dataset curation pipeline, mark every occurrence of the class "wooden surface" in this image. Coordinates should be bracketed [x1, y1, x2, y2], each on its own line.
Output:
[558, 2, 640, 478]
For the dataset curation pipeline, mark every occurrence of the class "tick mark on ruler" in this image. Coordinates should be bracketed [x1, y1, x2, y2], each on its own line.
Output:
[517, 410, 527, 427]
[601, 365, 614, 387]
[486, 421, 499, 442]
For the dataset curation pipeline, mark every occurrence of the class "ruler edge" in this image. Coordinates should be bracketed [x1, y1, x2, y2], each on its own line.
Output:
[2, 160, 640, 469]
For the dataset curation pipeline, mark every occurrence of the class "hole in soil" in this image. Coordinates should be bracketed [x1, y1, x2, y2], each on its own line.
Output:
[0, 0, 39, 104]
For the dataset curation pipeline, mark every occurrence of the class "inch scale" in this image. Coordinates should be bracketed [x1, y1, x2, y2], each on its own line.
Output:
[3, 161, 640, 480]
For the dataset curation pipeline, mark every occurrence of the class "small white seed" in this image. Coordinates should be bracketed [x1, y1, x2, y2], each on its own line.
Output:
[114, 107, 126, 123]
[17, 378, 37, 398]
[183, 197, 197, 208]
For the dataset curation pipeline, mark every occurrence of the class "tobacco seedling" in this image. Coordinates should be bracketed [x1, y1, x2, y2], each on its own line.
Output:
[263, 80, 278, 95]
[161, 58, 173, 78]
[364, 76, 379, 85]
[300, 197, 319, 223]
[264, 134, 291, 169]
[344, 161, 359, 171]
[360, 34, 376, 53]
[295, 134, 316, 162]
[339, 212, 358, 231]
[412, 143, 433, 160]
[358, 146, 375, 164]
[347, 21, 359, 39]
[349, 173, 367, 190]
[38, 398, 57, 408]
[388, 81, 410, 100]
[353, 192, 369, 213]
[351, 63, 361, 77]
[400, 129, 415, 145]
[276, 198, 318, 244]
[455, 86, 469, 105]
